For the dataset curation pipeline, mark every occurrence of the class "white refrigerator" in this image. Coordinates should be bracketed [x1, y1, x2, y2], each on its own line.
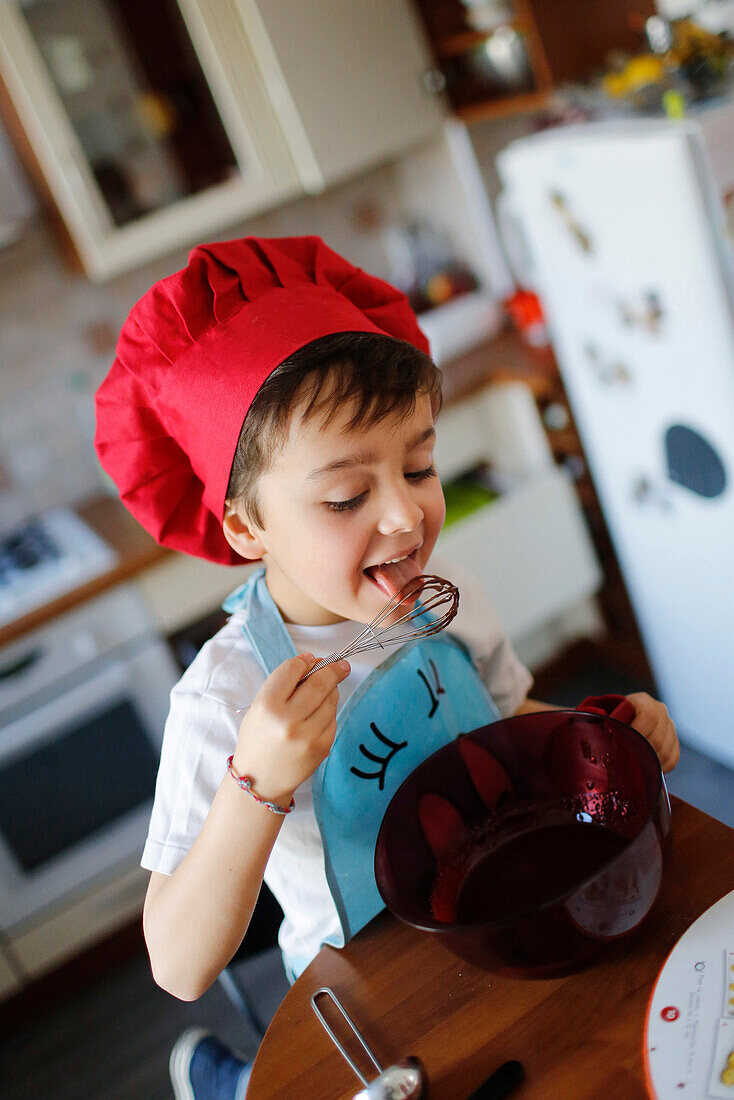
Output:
[496, 114, 734, 768]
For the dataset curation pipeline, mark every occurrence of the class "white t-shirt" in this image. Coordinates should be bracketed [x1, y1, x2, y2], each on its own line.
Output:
[141, 555, 532, 972]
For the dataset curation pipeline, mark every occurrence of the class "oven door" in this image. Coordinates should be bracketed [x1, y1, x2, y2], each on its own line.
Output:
[0, 637, 178, 931]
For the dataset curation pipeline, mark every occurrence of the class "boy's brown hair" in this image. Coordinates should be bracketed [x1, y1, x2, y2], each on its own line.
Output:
[226, 332, 442, 527]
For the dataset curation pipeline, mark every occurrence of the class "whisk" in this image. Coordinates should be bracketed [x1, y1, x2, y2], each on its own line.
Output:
[297, 574, 459, 684]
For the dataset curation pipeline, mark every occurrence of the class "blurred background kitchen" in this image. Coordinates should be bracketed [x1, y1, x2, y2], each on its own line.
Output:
[1, 1, 733, 1096]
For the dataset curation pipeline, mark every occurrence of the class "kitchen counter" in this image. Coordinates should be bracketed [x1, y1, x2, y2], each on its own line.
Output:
[0, 494, 169, 649]
[440, 326, 557, 405]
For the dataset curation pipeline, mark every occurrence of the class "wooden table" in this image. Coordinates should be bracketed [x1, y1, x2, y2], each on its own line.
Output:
[248, 797, 734, 1099]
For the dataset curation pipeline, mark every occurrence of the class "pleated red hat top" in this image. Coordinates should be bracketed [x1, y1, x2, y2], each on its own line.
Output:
[94, 236, 429, 564]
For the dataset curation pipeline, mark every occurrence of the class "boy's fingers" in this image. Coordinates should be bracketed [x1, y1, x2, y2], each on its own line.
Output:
[660, 738, 679, 772]
[661, 754, 676, 774]
[652, 714, 674, 751]
[662, 728, 680, 769]
[650, 724, 672, 761]
[254, 655, 349, 727]
[259, 653, 318, 702]
[647, 715, 666, 751]
[301, 688, 340, 741]
[294, 659, 350, 716]
[627, 692, 655, 736]
[625, 693, 680, 774]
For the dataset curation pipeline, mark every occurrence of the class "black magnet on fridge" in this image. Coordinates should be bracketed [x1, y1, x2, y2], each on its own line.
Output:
[665, 424, 727, 499]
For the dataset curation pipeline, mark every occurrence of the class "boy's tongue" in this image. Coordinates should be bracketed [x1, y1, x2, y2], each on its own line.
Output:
[366, 554, 422, 599]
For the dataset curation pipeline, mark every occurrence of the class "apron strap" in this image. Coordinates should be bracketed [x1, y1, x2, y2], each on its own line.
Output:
[222, 568, 297, 678]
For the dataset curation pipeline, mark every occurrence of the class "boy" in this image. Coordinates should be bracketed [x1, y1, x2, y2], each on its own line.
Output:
[95, 236, 678, 1100]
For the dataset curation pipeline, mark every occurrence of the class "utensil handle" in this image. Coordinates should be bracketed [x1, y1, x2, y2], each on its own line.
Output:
[296, 654, 343, 686]
[311, 987, 383, 1086]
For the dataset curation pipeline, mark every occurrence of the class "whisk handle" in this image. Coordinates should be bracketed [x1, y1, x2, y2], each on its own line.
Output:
[296, 653, 346, 686]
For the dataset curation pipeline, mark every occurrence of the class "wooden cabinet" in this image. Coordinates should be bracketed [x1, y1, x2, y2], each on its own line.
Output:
[8, 863, 148, 982]
[411, 0, 656, 122]
[0, 0, 445, 280]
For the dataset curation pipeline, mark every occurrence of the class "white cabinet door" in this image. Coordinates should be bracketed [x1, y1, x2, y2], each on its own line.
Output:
[243, 0, 446, 186]
[437, 469, 602, 641]
[0, 0, 302, 280]
[10, 864, 148, 979]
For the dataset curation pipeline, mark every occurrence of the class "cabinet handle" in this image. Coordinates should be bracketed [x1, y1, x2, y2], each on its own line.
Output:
[0, 649, 41, 683]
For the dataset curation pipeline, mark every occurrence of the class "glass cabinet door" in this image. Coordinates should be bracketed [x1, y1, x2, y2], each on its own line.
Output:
[0, 0, 305, 278]
[23, 0, 240, 227]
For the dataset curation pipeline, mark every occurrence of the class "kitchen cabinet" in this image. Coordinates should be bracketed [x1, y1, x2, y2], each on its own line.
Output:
[133, 551, 252, 637]
[8, 862, 148, 980]
[434, 382, 602, 644]
[0, 0, 445, 280]
[0, 0, 300, 279]
[411, 0, 656, 122]
[245, 0, 445, 188]
[439, 466, 602, 639]
[0, 580, 180, 1000]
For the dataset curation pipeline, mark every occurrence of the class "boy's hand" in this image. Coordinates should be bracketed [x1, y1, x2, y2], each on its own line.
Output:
[232, 653, 350, 804]
[625, 692, 680, 774]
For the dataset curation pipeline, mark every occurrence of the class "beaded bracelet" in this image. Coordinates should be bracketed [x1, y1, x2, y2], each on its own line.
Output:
[226, 755, 295, 815]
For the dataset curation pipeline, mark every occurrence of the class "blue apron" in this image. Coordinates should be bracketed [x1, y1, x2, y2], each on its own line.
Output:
[224, 569, 500, 953]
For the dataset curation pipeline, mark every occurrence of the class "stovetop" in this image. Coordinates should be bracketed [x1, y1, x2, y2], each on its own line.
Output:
[0, 508, 117, 628]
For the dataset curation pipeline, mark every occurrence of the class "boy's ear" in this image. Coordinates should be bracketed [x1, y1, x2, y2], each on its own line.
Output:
[222, 502, 267, 560]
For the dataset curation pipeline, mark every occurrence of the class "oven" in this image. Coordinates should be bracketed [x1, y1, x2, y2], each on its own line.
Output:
[0, 584, 179, 939]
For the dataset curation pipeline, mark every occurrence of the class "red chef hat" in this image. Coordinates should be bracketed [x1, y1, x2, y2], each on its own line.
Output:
[94, 236, 430, 564]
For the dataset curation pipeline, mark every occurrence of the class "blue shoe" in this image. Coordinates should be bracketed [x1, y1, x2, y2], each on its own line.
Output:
[169, 1028, 252, 1100]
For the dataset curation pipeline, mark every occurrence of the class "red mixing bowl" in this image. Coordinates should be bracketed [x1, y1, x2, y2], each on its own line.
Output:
[374, 709, 671, 978]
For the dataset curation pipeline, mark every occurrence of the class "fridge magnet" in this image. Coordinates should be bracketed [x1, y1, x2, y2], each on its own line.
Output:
[583, 342, 633, 386]
[549, 190, 593, 254]
[665, 424, 727, 500]
[631, 476, 673, 513]
[617, 290, 664, 335]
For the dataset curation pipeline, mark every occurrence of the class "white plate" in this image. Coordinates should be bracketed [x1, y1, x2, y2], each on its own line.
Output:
[645, 888, 734, 1098]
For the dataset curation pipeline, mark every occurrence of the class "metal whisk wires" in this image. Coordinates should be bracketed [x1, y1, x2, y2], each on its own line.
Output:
[297, 574, 459, 684]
